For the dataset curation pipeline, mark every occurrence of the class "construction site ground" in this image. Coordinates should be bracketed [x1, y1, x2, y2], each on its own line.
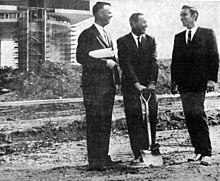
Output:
[0, 93, 220, 181]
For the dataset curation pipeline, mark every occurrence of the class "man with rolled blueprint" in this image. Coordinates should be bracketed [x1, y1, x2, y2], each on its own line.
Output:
[76, 1, 120, 171]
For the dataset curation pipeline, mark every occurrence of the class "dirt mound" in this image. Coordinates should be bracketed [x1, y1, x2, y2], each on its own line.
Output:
[3, 61, 83, 101]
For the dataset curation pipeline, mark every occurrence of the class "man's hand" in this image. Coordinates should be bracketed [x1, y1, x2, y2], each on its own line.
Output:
[207, 80, 215, 92]
[171, 82, 178, 95]
[134, 82, 147, 92]
[105, 59, 117, 69]
[148, 81, 156, 93]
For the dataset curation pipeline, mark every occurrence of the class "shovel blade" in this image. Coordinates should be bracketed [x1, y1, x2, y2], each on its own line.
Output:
[141, 150, 163, 167]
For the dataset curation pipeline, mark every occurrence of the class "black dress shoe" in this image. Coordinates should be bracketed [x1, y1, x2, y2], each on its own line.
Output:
[104, 155, 122, 166]
[88, 162, 106, 171]
[105, 159, 122, 166]
[151, 143, 161, 150]
[88, 165, 106, 171]
[151, 143, 161, 155]
[188, 154, 202, 162]
[200, 156, 212, 166]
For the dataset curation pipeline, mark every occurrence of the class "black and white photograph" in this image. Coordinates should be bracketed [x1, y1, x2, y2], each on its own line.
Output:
[0, 0, 219, 180]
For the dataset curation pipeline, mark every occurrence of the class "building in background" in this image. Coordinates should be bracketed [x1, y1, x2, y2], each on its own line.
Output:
[0, 0, 92, 72]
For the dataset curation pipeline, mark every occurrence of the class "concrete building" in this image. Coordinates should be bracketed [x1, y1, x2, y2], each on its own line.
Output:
[0, 0, 92, 72]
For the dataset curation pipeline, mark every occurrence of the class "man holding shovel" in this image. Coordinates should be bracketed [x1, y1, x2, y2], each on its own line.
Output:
[117, 13, 160, 166]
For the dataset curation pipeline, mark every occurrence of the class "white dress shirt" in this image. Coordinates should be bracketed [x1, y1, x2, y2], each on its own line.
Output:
[185, 25, 198, 44]
[94, 23, 109, 45]
[131, 32, 142, 48]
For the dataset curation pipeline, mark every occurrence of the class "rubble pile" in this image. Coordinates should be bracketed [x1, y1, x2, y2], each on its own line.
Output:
[157, 59, 172, 94]
[3, 61, 83, 101]
[1, 59, 219, 101]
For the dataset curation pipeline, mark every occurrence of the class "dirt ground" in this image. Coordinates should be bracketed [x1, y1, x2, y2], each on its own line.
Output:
[0, 93, 220, 180]
[0, 125, 220, 181]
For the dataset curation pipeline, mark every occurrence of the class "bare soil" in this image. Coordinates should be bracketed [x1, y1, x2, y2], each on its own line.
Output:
[0, 95, 219, 181]
[0, 61, 219, 180]
[0, 126, 220, 181]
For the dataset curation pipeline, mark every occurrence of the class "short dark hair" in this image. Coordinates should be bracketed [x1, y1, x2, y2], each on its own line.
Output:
[92, 1, 111, 16]
[182, 5, 199, 20]
[129, 13, 144, 26]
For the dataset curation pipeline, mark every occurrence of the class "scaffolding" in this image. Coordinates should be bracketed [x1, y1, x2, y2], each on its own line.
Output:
[13, 7, 46, 72]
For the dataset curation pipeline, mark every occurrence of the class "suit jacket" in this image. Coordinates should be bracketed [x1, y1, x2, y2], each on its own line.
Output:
[117, 33, 158, 93]
[171, 27, 219, 92]
[76, 24, 120, 95]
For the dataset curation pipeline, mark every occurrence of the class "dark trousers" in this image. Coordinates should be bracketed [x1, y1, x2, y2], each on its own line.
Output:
[180, 91, 212, 156]
[83, 90, 115, 164]
[123, 91, 158, 158]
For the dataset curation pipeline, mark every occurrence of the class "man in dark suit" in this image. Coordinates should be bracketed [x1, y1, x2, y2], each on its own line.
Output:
[76, 2, 120, 171]
[117, 13, 159, 165]
[171, 5, 219, 166]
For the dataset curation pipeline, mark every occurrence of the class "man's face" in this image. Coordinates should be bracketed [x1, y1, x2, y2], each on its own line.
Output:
[99, 5, 113, 26]
[180, 8, 195, 28]
[133, 15, 148, 36]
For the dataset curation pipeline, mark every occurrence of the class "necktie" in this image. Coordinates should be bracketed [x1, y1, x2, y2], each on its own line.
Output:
[188, 30, 192, 44]
[103, 29, 109, 46]
[137, 36, 141, 49]
[137, 36, 143, 64]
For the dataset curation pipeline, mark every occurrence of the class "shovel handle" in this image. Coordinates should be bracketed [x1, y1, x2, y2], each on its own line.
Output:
[140, 93, 152, 150]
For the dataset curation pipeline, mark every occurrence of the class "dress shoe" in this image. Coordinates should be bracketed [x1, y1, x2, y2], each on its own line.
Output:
[188, 154, 202, 162]
[151, 143, 161, 155]
[151, 143, 161, 150]
[88, 163, 106, 171]
[130, 157, 147, 167]
[104, 159, 122, 167]
[200, 156, 212, 166]
[130, 157, 144, 165]
[104, 155, 122, 167]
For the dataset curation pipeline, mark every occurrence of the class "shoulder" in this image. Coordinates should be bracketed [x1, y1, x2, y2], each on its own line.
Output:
[78, 25, 95, 37]
[198, 27, 212, 32]
[175, 30, 185, 38]
[117, 33, 130, 43]
[142, 34, 157, 45]
[197, 27, 215, 35]
[173, 31, 185, 43]
[143, 33, 154, 40]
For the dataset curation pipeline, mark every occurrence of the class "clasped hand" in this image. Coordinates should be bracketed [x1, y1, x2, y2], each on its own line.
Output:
[135, 82, 156, 94]
[105, 59, 117, 69]
[207, 80, 215, 93]
[171, 82, 178, 95]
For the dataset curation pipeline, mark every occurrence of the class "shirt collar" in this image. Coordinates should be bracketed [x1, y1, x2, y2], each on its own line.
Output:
[186, 25, 198, 38]
[131, 32, 141, 40]
[94, 23, 105, 35]
[131, 32, 142, 47]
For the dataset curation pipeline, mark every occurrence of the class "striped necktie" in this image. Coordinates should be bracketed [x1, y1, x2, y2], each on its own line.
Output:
[103, 29, 109, 46]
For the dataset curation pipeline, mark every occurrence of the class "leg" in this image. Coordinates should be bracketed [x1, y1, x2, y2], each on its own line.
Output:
[123, 92, 149, 158]
[100, 92, 115, 161]
[180, 92, 212, 156]
[148, 92, 158, 145]
[84, 90, 115, 168]
[84, 93, 105, 165]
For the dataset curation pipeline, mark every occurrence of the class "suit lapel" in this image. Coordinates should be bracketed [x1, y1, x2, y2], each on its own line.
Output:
[191, 27, 201, 44]
[91, 25, 111, 48]
[127, 33, 139, 52]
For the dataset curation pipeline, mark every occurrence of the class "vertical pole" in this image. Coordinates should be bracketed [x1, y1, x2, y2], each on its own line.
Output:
[26, 9, 29, 72]
[43, 9, 46, 62]
[0, 40, 1, 68]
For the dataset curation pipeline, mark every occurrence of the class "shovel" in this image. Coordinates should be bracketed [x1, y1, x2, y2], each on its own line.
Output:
[140, 93, 163, 167]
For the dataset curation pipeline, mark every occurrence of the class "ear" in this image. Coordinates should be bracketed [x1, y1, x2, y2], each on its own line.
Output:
[192, 13, 197, 20]
[98, 9, 103, 17]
